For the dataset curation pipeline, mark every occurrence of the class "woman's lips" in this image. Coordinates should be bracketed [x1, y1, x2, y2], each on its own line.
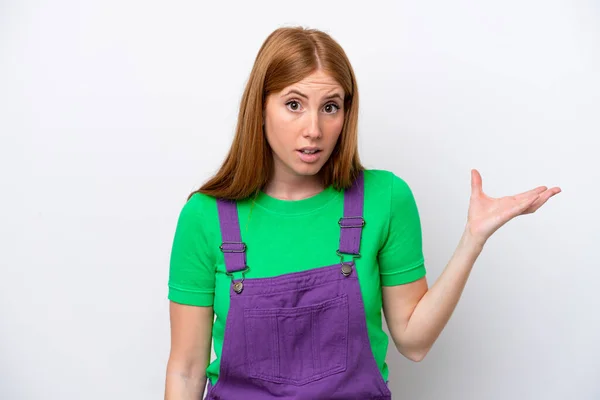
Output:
[296, 149, 322, 163]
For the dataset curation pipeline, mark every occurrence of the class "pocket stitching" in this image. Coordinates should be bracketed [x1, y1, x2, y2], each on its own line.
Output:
[244, 294, 349, 386]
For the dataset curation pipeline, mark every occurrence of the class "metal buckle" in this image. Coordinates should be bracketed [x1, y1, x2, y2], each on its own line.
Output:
[338, 216, 365, 228]
[336, 249, 361, 260]
[219, 241, 247, 253]
[337, 250, 360, 277]
[226, 266, 250, 294]
[225, 266, 250, 277]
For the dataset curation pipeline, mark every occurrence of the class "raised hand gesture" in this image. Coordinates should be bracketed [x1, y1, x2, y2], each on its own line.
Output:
[465, 169, 562, 247]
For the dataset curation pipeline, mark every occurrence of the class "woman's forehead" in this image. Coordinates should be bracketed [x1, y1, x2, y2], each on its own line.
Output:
[280, 70, 344, 95]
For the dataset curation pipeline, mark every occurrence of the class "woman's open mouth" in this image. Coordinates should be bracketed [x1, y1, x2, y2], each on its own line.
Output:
[297, 148, 322, 163]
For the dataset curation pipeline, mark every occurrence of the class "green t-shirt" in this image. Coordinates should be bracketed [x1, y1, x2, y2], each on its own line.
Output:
[168, 169, 426, 385]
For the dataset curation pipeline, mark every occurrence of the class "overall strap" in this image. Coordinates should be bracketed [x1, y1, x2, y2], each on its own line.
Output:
[216, 198, 247, 274]
[338, 170, 365, 256]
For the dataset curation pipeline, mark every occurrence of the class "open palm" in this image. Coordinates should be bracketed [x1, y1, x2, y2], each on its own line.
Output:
[466, 169, 561, 245]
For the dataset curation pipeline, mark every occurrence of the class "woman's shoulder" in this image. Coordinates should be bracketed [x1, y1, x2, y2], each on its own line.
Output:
[362, 169, 417, 212]
[363, 168, 412, 192]
[176, 191, 220, 224]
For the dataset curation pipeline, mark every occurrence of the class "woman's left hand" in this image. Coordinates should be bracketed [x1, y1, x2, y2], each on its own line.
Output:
[465, 169, 561, 247]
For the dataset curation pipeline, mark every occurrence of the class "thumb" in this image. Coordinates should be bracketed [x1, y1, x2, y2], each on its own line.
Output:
[471, 169, 482, 196]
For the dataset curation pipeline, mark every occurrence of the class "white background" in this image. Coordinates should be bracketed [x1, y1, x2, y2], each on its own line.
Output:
[1, 1, 599, 399]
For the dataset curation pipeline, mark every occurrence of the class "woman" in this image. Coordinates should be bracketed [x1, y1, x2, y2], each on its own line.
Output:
[164, 26, 561, 400]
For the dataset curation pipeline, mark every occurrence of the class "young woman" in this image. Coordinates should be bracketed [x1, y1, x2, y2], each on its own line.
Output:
[164, 27, 561, 400]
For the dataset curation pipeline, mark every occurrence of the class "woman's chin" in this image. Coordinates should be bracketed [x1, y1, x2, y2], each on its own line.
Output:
[291, 163, 323, 177]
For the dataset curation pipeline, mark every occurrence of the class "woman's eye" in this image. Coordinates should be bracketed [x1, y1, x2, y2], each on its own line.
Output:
[324, 103, 340, 114]
[286, 100, 301, 111]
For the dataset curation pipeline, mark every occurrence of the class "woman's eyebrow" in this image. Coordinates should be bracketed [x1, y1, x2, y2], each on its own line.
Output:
[281, 89, 344, 101]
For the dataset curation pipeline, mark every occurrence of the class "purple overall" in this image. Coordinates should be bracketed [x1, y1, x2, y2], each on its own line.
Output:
[206, 171, 392, 399]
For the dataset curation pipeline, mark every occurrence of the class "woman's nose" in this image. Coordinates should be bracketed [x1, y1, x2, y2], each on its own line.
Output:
[303, 112, 322, 139]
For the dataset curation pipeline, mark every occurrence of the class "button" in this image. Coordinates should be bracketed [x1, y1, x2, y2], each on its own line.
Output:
[233, 282, 244, 294]
[341, 263, 353, 277]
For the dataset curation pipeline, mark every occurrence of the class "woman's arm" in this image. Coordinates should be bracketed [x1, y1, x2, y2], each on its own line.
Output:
[383, 169, 559, 362]
[382, 228, 483, 362]
[164, 301, 214, 400]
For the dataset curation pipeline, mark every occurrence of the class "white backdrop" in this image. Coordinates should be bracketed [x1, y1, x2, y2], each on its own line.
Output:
[1, 1, 599, 399]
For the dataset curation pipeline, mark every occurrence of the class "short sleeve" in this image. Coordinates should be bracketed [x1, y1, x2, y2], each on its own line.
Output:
[168, 194, 217, 306]
[378, 174, 426, 286]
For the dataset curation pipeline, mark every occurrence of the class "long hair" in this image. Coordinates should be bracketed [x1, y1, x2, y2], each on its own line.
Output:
[189, 26, 363, 201]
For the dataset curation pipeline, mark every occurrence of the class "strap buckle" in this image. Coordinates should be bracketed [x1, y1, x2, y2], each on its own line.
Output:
[226, 266, 250, 294]
[336, 250, 359, 277]
[225, 265, 250, 278]
[219, 241, 247, 253]
[336, 249, 361, 263]
[338, 216, 365, 228]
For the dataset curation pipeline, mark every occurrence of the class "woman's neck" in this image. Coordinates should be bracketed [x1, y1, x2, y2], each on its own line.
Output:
[262, 170, 325, 201]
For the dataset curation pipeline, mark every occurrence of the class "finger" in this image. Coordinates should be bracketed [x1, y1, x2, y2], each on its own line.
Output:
[523, 196, 545, 214]
[512, 193, 540, 216]
[514, 186, 547, 200]
[523, 187, 562, 214]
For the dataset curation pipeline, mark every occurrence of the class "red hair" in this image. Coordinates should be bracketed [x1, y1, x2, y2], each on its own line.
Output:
[189, 26, 363, 201]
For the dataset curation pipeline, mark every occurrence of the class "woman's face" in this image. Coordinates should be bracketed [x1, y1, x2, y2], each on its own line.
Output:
[263, 69, 345, 181]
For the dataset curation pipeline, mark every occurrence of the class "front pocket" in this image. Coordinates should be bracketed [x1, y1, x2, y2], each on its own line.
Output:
[243, 294, 349, 386]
